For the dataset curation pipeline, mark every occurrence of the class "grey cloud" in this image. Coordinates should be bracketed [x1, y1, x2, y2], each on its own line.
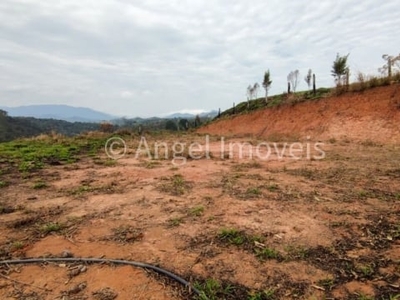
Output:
[0, 0, 399, 117]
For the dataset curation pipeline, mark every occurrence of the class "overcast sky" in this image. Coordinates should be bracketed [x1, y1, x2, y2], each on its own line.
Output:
[0, 0, 399, 117]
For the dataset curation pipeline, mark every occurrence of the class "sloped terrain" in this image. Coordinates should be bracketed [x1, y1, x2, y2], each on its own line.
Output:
[199, 84, 400, 143]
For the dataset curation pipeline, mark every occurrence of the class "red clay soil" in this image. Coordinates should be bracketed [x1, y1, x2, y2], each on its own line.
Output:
[198, 84, 400, 143]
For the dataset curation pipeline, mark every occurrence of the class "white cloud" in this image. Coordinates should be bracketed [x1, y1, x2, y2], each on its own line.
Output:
[0, 0, 399, 117]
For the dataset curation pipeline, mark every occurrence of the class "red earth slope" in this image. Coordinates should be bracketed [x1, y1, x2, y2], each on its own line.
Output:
[198, 84, 400, 143]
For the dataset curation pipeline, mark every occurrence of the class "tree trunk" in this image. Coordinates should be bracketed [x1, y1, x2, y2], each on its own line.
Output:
[265, 90, 268, 104]
[312, 74, 316, 96]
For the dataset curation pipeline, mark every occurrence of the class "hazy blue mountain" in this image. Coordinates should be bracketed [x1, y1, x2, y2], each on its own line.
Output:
[165, 110, 218, 119]
[0, 105, 116, 122]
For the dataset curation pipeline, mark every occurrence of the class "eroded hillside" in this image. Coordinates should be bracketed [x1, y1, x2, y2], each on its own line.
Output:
[199, 84, 400, 143]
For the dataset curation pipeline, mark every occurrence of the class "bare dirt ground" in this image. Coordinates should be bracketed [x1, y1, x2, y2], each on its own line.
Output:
[198, 84, 400, 143]
[0, 132, 400, 299]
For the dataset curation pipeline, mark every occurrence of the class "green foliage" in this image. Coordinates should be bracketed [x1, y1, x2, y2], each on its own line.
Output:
[245, 187, 262, 197]
[331, 53, 350, 86]
[159, 174, 191, 196]
[304, 69, 312, 90]
[248, 289, 276, 300]
[0, 136, 106, 173]
[189, 205, 205, 217]
[255, 247, 280, 260]
[262, 70, 272, 102]
[167, 217, 184, 227]
[178, 118, 189, 130]
[33, 181, 48, 189]
[165, 120, 178, 131]
[0, 181, 8, 188]
[40, 222, 64, 234]
[262, 70, 272, 90]
[218, 228, 247, 245]
[0, 113, 100, 143]
[194, 279, 234, 300]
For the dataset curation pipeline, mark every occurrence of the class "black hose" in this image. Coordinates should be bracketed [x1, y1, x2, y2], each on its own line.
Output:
[0, 257, 200, 296]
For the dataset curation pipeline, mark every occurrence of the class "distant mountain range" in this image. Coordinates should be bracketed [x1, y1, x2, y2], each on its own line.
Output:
[0, 105, 116, 123]
[165, 111, 218, 119]
[0, 105, 218, 123]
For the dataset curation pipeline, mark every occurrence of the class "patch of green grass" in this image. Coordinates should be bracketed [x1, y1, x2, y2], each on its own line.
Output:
[33, 181, 48, 189]
[39, 222, 64, 234]
[356, 294, 374, 300]
[168, 217, 184, 227]
[19, 160, 44, 173]
[0, 181, 7, 188]
[10, 241, 24, 251]
[254, 247, 280, 260]
[93, 158, 117, 166]
[357, 189, 369, 199]
[284, 245, 309, 260]
[287, 167, 316, 179]
[244, 187, 262, 198]
[69, 184, 93, 196]
[218, 228, 247, 245]
[357, 264, 374, 277]
[194, 279, 234, 300]
[189, 206, 205, 217]
[143, 160, 162, 169]
[267, 184, 279, 192]
[0, 136, 106, 174]
[317, 278, 335, 290]
[248, 289, 276, 300]
[159, 174, 191, 196]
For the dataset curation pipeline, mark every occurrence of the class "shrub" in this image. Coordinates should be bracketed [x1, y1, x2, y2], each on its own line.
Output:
[368, 76, 380, 88]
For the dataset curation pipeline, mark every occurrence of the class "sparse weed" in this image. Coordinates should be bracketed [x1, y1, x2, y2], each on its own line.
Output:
[189, 206, 205, 217]
[357, 264, 374, 277]
[194, 279, 234, 300]
[254, 247, 280, 260]
[356, 294, 374, 300]
[110, 225, 143, 243]
[267, 184, 279, 192]
[285, 245, 309, 260]
[33, 181, 48, 189]
[218, 228, 246, 245]
[168, 217, 184, 227]
[248, 289, 276, 300]
[39, 222, 64, 234]
[317, 278, 335, 290]
[245, 187, 262, 198]
[69, 184, 93, 196]
[159, 174, 191, 196]
[10, 241, 24, 251]
[0, 203, 16, 214]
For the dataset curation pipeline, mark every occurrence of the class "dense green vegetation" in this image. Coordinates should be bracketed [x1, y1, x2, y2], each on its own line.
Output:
[0, 134, 107, 175]
[0, 110, 207, 142]
[0, 110, 99, 142]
